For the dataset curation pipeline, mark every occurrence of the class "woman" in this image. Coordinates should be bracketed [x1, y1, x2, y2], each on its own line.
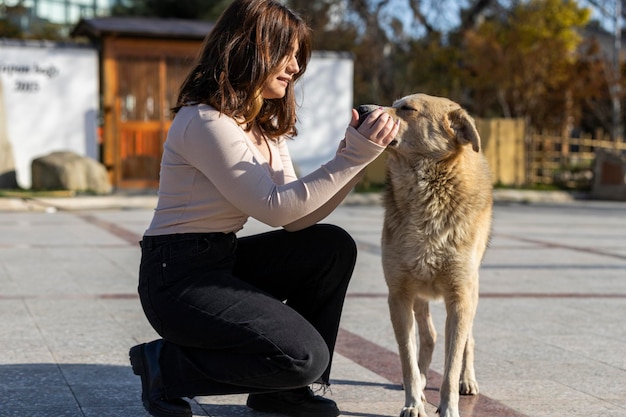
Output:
[129, 1, 399, 417]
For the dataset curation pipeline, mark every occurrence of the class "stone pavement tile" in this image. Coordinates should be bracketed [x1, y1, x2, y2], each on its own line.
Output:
[503, 398, 626, 417]
[0, 212, 128, 246]
[100, 298, 160, 342]
[340, 297, 398, 353]
[1, 382, 79, 415]
[195, 394, 259, 417]
[0, 339, 55, 364]
[477, 379, 595, 403]
[482, 246, 624, 269]
[70, 382, 139, 407]
[553, 362, 626, 400]
[479, 268, 626, 295]
[0, 407, 84, 417]
[59, 362, 134, 383]
[347, 251, 388, 296]
[330, 354, 440, 417]
[1, 202, 625, 417]
[1, 249, 85, 296]
[0, 300, 39, 338]
[0, 363, 66, 389]
[79, 208, 154, 235]
[543, 335, 626, 370]
[476, 298, 624, 339]
[81, 406, 152, 417]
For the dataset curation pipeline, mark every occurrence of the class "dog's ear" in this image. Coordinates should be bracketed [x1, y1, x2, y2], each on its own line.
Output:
[446, 109, 480, 152]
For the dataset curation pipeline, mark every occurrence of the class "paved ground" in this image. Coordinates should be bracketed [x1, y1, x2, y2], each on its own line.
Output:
[0, 194, 625, 417]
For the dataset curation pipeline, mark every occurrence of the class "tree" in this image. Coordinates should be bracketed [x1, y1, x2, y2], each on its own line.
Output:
[0, 3, 65, 39]
[460, 0, 592, 132]
[287, 0, 358, 51]
[107, 0, 623, 137]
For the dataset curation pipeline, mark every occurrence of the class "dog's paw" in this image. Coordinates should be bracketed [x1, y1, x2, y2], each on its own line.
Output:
[459, 378, 479, 395]
[436, 406, 460, 417]
[400, 404, 428, 417]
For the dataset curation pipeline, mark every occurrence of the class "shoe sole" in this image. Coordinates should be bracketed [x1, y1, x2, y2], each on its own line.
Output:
[129, 345, 143, 377]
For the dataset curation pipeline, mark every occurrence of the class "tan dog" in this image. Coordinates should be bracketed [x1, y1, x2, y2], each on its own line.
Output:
[358, 94, 493, 417]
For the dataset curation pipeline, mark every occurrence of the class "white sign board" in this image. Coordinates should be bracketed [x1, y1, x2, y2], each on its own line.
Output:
[0, 41, 99, 188]
[290, 52, 353, 176]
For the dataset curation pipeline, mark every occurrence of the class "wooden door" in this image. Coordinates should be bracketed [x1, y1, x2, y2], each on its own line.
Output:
[115, 55, 194, 188]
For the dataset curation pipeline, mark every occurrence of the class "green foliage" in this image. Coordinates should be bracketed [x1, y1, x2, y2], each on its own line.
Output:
[0, 18, 22, 38]
[511, 0, 590, 54]
[459, 0, 596, 131]
[0, 4, 66, 39]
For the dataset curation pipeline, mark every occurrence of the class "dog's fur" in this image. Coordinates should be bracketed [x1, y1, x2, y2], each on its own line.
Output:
[359, 94, 493, 417]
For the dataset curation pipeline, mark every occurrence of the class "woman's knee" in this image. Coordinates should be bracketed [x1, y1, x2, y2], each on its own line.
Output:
[277, 339, 330, 388]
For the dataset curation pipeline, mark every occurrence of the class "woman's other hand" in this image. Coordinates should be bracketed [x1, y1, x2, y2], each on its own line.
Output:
[350, 108, 399, 147]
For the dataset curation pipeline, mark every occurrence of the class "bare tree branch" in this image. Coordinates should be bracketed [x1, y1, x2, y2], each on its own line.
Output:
[407, 0, 436, 34]
[461, 0, 497, 31]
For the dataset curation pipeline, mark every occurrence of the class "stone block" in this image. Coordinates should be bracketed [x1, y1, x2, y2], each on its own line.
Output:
[591, 149, 626, 201]
[31, 151, 112, 194]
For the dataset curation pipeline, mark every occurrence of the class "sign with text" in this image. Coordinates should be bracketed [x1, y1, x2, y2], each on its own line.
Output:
[0, 41, 98, 188]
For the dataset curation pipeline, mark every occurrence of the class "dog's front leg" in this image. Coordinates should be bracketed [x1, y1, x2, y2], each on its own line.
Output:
[414, 298, 436, 392]
[438, 285, 477, 417]
[459, 331, 479, 395]
[388, 290, 428, 417]
[460, 282, 479, 395]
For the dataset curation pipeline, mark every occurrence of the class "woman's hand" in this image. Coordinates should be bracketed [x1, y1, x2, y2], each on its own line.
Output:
[350, 108, 399, 147]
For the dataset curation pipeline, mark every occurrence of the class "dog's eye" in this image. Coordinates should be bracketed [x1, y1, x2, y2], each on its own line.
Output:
[400, 105, 417, 112]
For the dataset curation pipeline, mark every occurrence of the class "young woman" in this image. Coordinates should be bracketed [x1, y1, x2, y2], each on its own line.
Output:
[128, 1, 399, 417]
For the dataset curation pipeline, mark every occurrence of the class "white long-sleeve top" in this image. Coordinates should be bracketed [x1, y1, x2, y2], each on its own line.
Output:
[145, 104, 385, 235]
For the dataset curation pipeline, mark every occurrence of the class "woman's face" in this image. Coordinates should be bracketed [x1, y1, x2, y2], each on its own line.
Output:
[262, 41, 300, 99]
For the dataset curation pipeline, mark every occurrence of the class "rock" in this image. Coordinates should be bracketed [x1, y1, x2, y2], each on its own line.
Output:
[592, 149, 626, 201]
[31, 151, 112, 194]
[0, 142, 17, 189]
[0, 81, 18, 189]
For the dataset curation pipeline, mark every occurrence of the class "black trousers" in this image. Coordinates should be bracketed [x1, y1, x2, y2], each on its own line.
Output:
[137, 224, 356, 399]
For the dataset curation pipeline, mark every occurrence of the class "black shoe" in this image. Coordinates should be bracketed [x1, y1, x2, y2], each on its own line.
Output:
[129, 341, 192, 417]
[246, 387, 340, 417]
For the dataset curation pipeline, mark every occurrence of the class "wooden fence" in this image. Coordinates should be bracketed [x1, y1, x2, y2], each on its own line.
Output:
[527, 129, 626, 188]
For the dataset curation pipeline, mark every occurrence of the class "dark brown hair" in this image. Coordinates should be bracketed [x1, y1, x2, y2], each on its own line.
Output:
[174, 0, 312, 139]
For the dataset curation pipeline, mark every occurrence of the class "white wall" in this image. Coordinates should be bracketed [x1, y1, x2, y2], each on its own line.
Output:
[290, 51, 353, 176]
[0, 41, 99, 188]
[0, 45, 348, 187]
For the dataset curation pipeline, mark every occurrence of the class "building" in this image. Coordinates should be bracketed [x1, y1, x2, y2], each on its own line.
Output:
[0, 7, 355, 190]
[71, 17, 354, 189]
[2, 0, 115, 36]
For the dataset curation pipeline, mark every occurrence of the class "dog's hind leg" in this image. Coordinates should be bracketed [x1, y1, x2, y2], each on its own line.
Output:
[388, 288, 428, 417]
[414, 298, 436, 392]
[438, 282, 477, 417]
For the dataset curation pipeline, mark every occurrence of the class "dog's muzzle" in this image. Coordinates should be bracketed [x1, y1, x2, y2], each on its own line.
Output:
[356, 104, 379, 127]
[356, 104, 399, 147]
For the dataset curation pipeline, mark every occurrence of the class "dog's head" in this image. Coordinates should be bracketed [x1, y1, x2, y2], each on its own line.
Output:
[357, 93, 480, 160]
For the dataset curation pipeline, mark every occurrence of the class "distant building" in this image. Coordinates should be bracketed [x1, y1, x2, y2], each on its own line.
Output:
[2, 0, 115, 36]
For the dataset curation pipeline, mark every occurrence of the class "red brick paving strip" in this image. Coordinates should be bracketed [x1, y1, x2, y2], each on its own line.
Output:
[336, 328, 529, 417]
